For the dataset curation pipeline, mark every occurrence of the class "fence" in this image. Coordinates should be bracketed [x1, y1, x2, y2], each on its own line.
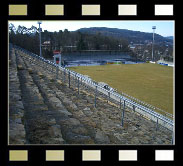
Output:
[119, 91, 174, 119]
[12, 44, 174, 142]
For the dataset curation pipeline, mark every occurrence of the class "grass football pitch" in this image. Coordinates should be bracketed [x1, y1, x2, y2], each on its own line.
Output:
[69, 63, 174, 115]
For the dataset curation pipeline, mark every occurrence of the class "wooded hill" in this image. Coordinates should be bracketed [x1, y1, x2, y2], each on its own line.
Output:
[78, 27, 173, 45]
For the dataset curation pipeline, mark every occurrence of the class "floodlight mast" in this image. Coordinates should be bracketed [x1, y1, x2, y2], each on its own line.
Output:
[152, 26, 156, 62]
[38, 21, 42, 57]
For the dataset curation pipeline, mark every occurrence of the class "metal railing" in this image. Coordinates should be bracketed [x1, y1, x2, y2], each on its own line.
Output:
[119, 91, 174, 119]
[12, 44, 174, 134]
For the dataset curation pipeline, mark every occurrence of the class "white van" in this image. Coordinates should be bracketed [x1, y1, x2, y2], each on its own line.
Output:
[98, 82, 116, 92]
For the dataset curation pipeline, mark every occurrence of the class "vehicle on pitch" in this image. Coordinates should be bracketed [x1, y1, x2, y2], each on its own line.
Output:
[98, 82, 117, 92]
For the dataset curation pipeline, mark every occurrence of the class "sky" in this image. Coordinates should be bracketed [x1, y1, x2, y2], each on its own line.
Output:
[9, 20, 174, 37]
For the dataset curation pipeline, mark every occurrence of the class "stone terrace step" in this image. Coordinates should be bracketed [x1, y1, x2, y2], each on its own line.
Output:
[15, 50, 64, 144]
[9, 48, 26, 144]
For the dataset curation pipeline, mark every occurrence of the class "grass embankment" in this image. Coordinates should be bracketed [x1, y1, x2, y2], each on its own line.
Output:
[69, 63, 173, 115]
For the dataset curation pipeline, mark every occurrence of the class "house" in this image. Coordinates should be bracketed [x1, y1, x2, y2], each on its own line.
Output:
[42, 41, 51, 50]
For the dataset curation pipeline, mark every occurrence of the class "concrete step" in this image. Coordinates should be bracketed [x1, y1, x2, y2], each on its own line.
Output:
[9, 48, 26, 144]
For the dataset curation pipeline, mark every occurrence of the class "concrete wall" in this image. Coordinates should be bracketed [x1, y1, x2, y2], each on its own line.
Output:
[62, 51, 131, 61]
[157, 60, 174, 67]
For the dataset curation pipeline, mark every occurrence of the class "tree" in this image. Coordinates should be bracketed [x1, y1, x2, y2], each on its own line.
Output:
[77, 33, 88, 50]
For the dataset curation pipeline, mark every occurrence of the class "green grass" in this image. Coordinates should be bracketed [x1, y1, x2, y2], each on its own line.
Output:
[69, 63, 173, 115]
